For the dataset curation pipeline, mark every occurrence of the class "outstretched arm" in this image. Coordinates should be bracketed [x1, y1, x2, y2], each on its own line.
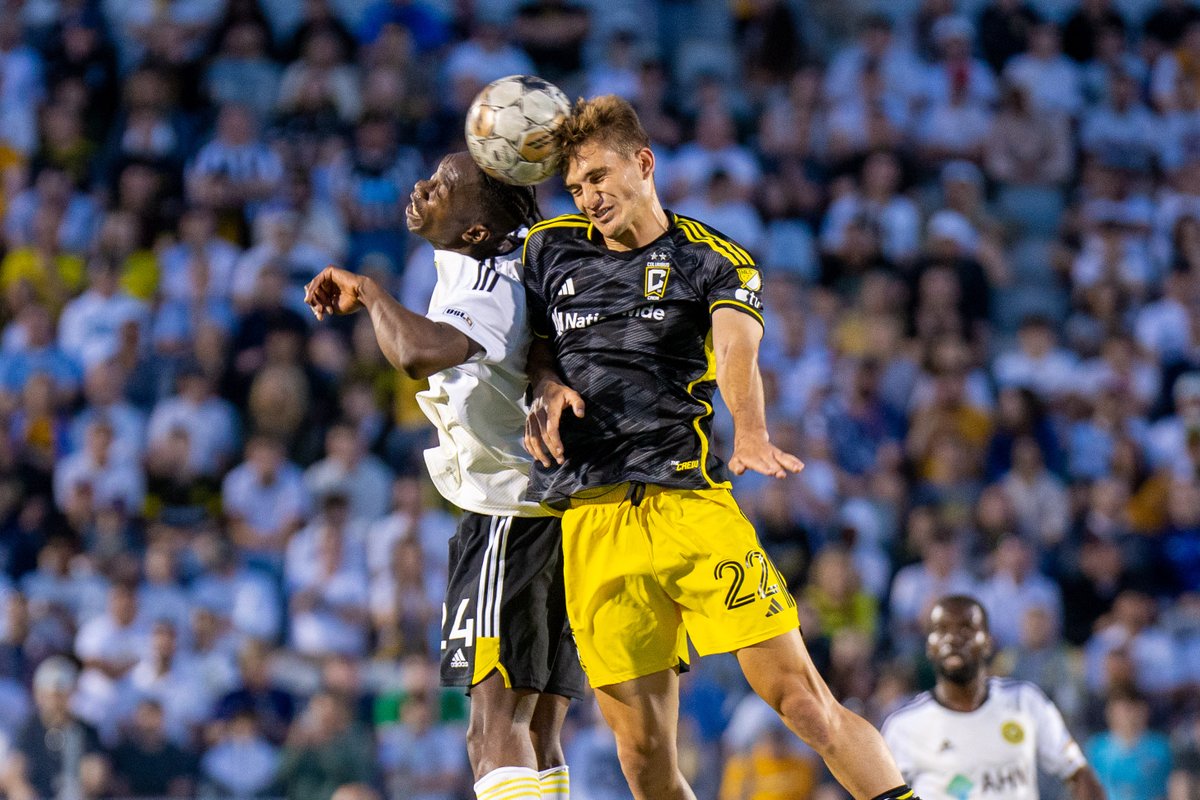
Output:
[305, 266, 479, 380]
[711, 308, 803, 478]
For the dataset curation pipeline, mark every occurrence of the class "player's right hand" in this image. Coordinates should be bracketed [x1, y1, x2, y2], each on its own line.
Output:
[304, 266, 367, 320]
[524, 378, 585, 467]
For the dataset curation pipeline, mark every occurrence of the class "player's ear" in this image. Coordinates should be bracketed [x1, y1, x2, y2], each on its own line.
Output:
[461, 224, 491, 246]
[637, 147, 655, 180]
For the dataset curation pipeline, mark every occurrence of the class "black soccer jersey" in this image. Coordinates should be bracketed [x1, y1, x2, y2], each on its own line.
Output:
[523, 211, 765, 506]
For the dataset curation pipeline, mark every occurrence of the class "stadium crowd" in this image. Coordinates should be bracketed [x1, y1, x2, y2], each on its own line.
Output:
[0, 0, 1197, 798]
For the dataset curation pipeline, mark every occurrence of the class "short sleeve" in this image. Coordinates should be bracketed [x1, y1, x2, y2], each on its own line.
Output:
[1027, 684, 1088, 779]
[427, 257, 524, 364]
[881, 711, 919, 784]
[697, 248, 765, 327]
[522, 230, 552, 339]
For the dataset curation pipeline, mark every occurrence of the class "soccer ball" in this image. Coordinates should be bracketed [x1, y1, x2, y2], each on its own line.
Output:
[465, 75, 571, 186]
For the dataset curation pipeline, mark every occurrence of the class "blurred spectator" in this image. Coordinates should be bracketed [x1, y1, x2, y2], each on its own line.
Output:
[979, 0, 1041, 73]
[278, 28, 360, 125]
[110, 698, 197, 798]
[187, 104, 283, 233]
[1, 657, 110, 800]
[53, 418, 145, 515]
[57, 258, 150, 371]
[214, 640, 296, 746]
[377, 689, 465, 800]
[978, 535, 1063, 649]
[201, 707, 280, 797]
[512, 0, 590, 83]
[1085, 591, 1182, 698]
[146, 362, 238, 478]
[223, 434, 310, 568]
[330, 115, 421, 273]
[304, 421, 393, 522]
[206, 21, 282, 121]
[1062, 0, 1127, 64]
[278, 691, 374, 800]
[986, 82, 1074, 188]
[1088, 690, 1173, 800]
[888, 529, 978, 650]
[121, 619, 213, 745]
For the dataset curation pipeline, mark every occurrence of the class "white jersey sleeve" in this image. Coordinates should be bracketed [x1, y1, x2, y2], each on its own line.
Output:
[1023, 684, 1087, 779]
[426, 251, 524, 366]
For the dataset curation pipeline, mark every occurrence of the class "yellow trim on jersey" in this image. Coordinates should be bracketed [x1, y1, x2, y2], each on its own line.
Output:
[685, 331, 733, 490]
[675, 216, 754, 266]
[710, 299, 765, 326]
[521, 214, 589, 263]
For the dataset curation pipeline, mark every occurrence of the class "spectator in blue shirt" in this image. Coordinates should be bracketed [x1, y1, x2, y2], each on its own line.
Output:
[1087, 690, 1173, 800]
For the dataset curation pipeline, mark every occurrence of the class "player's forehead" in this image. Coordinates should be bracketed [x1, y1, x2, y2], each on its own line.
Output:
[929, 600, 985, 630]
[434, 153, 480, 189]
[563, 141, 627, 185]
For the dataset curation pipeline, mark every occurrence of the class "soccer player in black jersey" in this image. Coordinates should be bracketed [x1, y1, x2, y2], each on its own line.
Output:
[522, 96, 922, 800]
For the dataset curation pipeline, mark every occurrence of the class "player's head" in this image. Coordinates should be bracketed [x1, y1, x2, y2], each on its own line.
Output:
[556, 94, 657, 241]
[405, 151, 539, 256]
[926, 595, 993, 685]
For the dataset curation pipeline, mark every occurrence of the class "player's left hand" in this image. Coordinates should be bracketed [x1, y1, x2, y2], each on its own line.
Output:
[729, 436, 804, 479]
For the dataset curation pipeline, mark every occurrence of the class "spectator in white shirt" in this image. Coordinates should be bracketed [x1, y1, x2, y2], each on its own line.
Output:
[138, 544, 192, 640]
[187, 104, 284, 224]
[444, 20, 535, 87]
[371, 536, 443, 658]
[673, 170, 765, 256]
[57, 259, 150, 371]
[223, 435, 310, 566]
[1135, 269, 1195, 364]
[285, 494, 371, 658]
[978, 534, 1064, 649]
[824, 13, 922, 107]
[1147, 372, 1200, 471]
[276, 29, 361, 123]
[72, 582, 149, 737]
[158, 205, 242, 305]
[52, 418, 146, 515]
[231, 209, 331, 313]
[821, 151, 921, 263]
[1084, 590, 1182, 697]
[666, 108, 761, 202]
[365, 476, 457, 580]
[888, 529, 979, 653]
[1081, 71, 1162, 173]
[69, 361, 146, 464]
[921, 17, 999, 109]
[201, 709, 279, 797]
[994, 314, 1081, 400]
[146, 363, 238, 477]
[1001, 436, 1071, 548]
[189, 536, 282, 643]
[119, 620, 212, 746]
[304, 422, 393, 523]
[1004, 22, 1084, 117]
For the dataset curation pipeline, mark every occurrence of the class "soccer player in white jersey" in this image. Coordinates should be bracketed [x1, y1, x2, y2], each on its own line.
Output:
[304, 152, 584, 800]
[882, 595, 1105, 800]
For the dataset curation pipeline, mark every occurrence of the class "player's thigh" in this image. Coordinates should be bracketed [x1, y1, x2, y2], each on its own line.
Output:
[593, 668, 683, 763]
[560, 488, 686, 687]
[648, 488, 800, 656]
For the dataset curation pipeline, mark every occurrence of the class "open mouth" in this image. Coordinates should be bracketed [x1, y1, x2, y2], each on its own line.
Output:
[405, 200, 422, 226]
[592, 206, 614, 224]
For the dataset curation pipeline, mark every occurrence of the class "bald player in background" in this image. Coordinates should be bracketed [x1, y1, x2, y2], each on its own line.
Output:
[883, 595, 1105, 800]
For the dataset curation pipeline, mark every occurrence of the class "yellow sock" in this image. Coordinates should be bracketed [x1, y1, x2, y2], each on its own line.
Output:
[539, 765, 570, 798]
[474, 766, 541, 800]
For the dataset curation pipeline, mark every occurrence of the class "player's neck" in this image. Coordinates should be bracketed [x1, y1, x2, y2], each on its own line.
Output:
[602, 202, 670, 252]
[935, 673, 989, 712]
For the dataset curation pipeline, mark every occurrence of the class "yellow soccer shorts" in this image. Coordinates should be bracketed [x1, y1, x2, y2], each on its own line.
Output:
[560, 483, 800, 687]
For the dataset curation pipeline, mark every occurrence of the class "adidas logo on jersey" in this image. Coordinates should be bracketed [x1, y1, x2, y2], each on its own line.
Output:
[557, 278, 576, 296]
[450, 649, 469, 669]
[765, 598, 784, 617]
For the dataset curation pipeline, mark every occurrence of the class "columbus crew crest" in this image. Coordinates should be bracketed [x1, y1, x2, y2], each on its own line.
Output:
[645, 250, 671, 300]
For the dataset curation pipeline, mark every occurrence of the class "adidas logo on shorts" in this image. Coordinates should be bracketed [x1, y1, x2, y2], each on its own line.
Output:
[450, 649, 469, 669]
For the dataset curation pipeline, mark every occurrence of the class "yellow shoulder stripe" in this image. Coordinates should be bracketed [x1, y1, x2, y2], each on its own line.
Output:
[675, 216, 753, 266]
[522, 215, 589, 262]
[710, 299, 764, 326]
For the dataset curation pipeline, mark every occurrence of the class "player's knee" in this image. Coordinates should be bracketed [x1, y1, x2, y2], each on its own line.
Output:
[613, 727, 676, 779]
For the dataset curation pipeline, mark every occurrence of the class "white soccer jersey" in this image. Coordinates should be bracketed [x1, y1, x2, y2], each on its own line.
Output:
[882, 678, 1087, 800]
[415, 248, 546, 517]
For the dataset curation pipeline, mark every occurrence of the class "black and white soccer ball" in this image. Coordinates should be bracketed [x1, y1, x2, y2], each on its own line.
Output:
[465, 75, 571, 186]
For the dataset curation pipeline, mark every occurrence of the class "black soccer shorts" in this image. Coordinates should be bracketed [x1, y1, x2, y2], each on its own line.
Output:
[439, 512, 585, 699]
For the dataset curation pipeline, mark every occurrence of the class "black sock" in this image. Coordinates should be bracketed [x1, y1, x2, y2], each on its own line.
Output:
[871, 785, 915, 800]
